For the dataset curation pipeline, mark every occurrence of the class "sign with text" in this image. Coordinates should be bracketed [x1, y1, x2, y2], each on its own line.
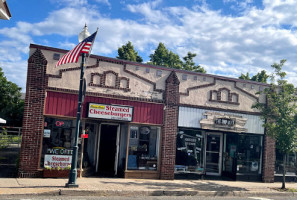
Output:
[44, 154, 72, 169]
[88, 103, 133, 122]
[47, 147, 73, 155]
[53, 119, 72, 128]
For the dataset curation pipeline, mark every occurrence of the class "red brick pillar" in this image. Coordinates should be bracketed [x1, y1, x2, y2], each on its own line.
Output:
[19, 49, 47, 177]
[160, 71, 180, 180]
[262, 135, 275, 182]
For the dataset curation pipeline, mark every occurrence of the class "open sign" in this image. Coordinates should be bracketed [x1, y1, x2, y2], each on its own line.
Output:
[55, 121, 64, 127]
[54, 119, 72, 128]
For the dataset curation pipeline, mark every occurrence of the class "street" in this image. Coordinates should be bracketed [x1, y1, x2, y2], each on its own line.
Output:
[0, 196, 296, 200]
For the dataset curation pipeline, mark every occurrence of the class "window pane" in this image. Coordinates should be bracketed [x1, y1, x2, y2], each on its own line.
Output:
[236, 135, 262, 174]
[175, 129, 204, 174]
[275, 151, 297, 176]
[41, 117, 81, 169]
[127, 125, 160, 171]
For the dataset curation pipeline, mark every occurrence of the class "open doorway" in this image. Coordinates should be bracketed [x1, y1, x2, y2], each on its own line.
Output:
[96, 124, 119, 176]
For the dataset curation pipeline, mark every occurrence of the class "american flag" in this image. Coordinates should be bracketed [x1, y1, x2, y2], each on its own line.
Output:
[56, 30, 98, 67]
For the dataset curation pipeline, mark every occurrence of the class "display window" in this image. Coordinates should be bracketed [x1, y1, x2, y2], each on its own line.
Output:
[175, 129, 205, 174]
[127, 125, 160, 171]
[41, 117, 81, 169]
[223, 134, 263, 175]
[236, 134, 262, 174]
[275, 150, 297, 176]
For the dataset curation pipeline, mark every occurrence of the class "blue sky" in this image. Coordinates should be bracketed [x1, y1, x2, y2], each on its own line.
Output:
[1, 0, 297, 92]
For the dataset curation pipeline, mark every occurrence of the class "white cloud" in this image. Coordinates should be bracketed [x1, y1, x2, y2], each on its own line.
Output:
[94, 0, 111, 7]
[126, 0, 170, 24]
[50, 0, 88, 7]
[2, 0, 297, 91]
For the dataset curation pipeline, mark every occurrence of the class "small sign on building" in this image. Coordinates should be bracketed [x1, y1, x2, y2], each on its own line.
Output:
[43, 129, 51, 138]
[88, 103, 133, 122]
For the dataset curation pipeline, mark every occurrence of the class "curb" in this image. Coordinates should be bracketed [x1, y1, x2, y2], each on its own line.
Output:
[2, 189, 294, 197]
[59, 189, 296, 197]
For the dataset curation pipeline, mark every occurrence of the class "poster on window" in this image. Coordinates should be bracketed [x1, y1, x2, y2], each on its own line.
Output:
[44, 154, 72, 169]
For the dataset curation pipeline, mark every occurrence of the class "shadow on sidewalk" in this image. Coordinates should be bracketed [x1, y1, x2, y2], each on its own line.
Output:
[0, 186, 63, 189]
[99, 180, 248, 192]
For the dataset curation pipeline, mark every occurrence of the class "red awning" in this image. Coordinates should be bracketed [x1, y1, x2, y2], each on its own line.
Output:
[44, 91, 163, 125]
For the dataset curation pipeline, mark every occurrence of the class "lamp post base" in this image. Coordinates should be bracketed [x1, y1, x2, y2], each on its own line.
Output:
[65, 183, 79, 188]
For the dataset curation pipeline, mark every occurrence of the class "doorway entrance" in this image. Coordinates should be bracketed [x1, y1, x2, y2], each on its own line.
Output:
[205, 132, 223, 176]
[96, 123, 119, 176]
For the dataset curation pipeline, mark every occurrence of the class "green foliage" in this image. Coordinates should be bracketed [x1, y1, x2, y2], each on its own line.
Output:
[251, 70, 269, 83]
[0, 128, 9, 149]
[0, 67, 24, 126]
[117, 41, 143, 63]
[182, 52, 206, 73]
[252, 59, 297, 188]
[44, 165, 71, 170]
[252, 60, 297, 154]
[239, 70, 269, 83]
[239, 72, 250, 80]
[148, 42, 183, 69]
[149, 43, 206, 73]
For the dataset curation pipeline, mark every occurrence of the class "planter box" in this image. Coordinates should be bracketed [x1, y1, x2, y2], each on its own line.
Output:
[43, 169, 80, 178]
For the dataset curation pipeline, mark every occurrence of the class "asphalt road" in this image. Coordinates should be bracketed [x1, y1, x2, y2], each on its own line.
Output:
[0, 196, 296, 200]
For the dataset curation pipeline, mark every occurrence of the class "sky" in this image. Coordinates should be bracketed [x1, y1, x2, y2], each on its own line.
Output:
[1, 0, 297, 92]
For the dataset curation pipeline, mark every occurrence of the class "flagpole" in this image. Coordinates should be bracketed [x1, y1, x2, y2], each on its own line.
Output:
[65, 52, 85, 188]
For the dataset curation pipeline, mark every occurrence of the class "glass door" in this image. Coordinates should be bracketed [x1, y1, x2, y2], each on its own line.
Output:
[205, 133, 223, 176]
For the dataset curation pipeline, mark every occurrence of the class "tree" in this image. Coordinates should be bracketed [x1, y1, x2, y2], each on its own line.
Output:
[149, 43, 206, 73]
[182, 52, 206, 73]
[149, 42, 183, 69]
[0, 67, 24, 126]
[117, 41, 143, 63]
[252, 60, 297, 189]
[239, 72, 251, 80]
[239, 70, 269, 83]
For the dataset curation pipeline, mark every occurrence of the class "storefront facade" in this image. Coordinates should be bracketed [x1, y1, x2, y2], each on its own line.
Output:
[19, 44, 275, 182]
[176, 107, 264, 181]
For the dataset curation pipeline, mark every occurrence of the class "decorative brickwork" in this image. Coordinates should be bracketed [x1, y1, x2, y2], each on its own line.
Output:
[209, 87, 240, 105]
[160, 71, 180, 180]
[234, 82, 259, 102]
[48, 59, 99, 79]
[179, 79, 216, 96]
[89, 70, 131, 92]
[18, 49, 48, 177]
[262, 135, 275, 182]
[123, 64, 164, 94]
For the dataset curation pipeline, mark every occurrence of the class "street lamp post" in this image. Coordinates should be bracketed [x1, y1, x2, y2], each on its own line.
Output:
[65, 25, 90, 188]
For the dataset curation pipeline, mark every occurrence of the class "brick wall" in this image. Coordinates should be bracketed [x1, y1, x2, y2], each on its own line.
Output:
[262, 135, 275, 182]
[160, 71, 180, 180]
[18, 49, 47, 177]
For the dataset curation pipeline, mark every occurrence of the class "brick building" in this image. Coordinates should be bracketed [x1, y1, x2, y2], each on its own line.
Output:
[19, 44, 276, 182]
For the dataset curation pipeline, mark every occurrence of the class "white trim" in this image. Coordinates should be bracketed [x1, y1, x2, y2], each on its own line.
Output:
[114, 125, 120, 175]
[95, 124, 101, 173]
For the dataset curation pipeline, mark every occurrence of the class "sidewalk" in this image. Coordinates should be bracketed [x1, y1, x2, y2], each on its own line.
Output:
[0, 177, 296, 197]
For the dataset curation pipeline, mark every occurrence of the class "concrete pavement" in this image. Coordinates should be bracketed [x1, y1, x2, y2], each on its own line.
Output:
[0, 177, 296, 197]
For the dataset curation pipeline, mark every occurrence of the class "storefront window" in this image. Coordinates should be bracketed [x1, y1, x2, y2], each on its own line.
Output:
[175, 129, 204, 174]
[275, 151, 297, 176]
[236, 134, 262, 174]
[127, 125, 160, 170]
[41, 117, 81, 169]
